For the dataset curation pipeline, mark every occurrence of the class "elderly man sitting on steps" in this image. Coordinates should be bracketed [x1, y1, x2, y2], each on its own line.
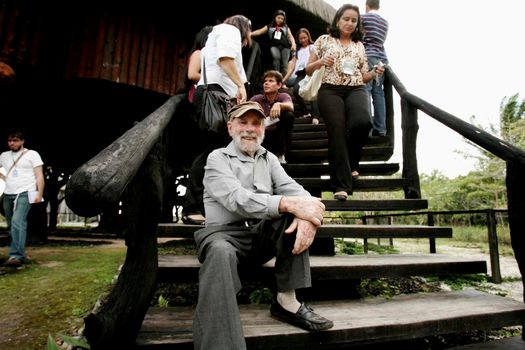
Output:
[192, 101, 333, 349]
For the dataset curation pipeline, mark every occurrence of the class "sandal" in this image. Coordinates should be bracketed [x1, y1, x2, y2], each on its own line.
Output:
[182, 214, 206, 225]
[334, 191, 348, 201]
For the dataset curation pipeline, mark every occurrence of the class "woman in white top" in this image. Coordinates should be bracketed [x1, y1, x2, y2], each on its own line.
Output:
[182, 14, 252, 225]
[283, 28, 320, 121]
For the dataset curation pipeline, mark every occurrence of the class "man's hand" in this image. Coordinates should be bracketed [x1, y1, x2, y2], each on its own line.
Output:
[279, 196, 325, 227]
[285, 218, 317, 255]
[269, 103, 282, 118]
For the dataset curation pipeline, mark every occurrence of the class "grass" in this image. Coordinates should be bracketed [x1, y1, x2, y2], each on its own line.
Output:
[0, 241, 126, 350]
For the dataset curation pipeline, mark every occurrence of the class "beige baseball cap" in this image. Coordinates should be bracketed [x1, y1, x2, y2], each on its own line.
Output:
[228, 101, 266, 120]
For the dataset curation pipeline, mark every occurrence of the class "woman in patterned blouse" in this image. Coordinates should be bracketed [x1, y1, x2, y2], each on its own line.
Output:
[305, 4, 384, 201]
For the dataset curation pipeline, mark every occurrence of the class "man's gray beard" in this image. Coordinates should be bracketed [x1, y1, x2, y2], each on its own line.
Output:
[232, 131, 265, 154]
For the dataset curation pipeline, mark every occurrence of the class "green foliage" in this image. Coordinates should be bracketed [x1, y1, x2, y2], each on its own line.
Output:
[336, 239, 363, 255]
[249, 287, 273, 304]
[47, 333, 91, 350]
[47, 335, 60, 350]
[158, 294, 169, 307]
[335, 239, 399, 255]
[500, 93, 525, 147]
[425, 274, 490, 291]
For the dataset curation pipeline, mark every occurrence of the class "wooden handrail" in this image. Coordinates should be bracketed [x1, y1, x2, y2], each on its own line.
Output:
[386, 68, 525, 164]
[64, 94, 183, 217]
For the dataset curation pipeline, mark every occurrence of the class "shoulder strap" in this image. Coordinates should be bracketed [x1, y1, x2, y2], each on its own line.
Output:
[202, 57, 208, 87]
[6, 149, 28, 176]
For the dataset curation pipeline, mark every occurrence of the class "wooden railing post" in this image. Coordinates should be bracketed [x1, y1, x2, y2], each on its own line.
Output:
[486, 209, 502, 283]
[383, 72, 395, 148]
[427, 212, 436, 253]
[506, 160, 525, 339]
[388, 216, 393, 248]
[362, 216, 369, 254]
[84, 140, 166, 348]
[400, 98, 421, 199]
[506, 161, 525, 293]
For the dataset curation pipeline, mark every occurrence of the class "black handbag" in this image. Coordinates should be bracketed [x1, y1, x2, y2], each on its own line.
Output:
[199, 58, 234, 133]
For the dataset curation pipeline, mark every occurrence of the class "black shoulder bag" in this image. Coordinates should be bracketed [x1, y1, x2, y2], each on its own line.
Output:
[200, 58, 235, 133]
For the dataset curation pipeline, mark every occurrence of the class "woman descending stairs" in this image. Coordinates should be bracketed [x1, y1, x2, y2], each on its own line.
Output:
[139, 116, 525, 349]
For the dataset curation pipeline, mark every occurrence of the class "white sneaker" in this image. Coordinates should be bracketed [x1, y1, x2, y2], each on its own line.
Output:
[277, 154, 287, 164]
[311, 118, 319, 125]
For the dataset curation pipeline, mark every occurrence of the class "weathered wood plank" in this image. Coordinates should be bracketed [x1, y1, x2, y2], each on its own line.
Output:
[283, 163, 400, 177]
[135, 290, 525, 349]
[156, 254, 486, 283]
[296, 177, 409, 192]
[288, 146, 394, 162]
[157, 223, 449, 239]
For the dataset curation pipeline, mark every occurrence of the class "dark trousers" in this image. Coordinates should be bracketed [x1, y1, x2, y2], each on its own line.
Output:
[316, 84, 371, 193]
[262, 110, 295, 156]
[183, 84, 230, 215]
[192, 215, 311, 349]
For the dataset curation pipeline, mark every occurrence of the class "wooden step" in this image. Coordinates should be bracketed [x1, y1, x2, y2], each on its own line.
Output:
[135, 290, 525, 349]
[323, 198, 427, 211]
[290, 137, 393, 150]
[291, 138, 328, 149]
[291, 130, 327, 140]
[283, 163, 400, 177]
[293, 123, 326, 132]
[157, 222, 448, 239]
[156, 253, 485, 283]
[296, 177, 409, 192]
[293, 117, 321, 124]
[288, 146, 394, 162]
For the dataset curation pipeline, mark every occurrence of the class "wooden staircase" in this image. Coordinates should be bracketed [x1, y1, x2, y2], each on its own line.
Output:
[135, 116, 525, 348]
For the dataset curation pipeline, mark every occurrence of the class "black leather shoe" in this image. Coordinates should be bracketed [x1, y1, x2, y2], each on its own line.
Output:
[270, 302, 334, 331]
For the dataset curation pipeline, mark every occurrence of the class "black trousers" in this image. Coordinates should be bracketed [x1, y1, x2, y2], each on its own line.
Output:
[316, 84, 371, 194]
[183, 84, 230, 215]
[262, 110, 295, 156]
[193, 215, 311, 349]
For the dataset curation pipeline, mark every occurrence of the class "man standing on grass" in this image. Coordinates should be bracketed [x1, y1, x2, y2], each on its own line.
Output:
[0, 129, 44, 267]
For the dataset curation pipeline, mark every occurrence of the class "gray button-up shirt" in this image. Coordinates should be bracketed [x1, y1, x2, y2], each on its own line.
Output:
[203, 141, 310, 226]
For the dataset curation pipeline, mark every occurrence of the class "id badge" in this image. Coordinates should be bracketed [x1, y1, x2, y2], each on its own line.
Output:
[341, 59, 356, 75]
[273, 31, 282, 40]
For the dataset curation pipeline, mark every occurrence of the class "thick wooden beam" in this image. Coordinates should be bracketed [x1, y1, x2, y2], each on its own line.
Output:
[506, 161, 525, 295]
[65, 95, 181, 217]
[84, 137, 166, 349]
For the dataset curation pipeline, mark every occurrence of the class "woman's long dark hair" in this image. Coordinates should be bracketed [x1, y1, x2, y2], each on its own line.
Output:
[328, 4, 363, 42]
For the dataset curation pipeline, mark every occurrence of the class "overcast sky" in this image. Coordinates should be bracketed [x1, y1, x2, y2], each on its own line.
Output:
[323, 0, 525, 177]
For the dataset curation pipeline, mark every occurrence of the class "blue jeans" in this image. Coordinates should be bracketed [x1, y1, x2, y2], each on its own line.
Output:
[366, 57, 388, 135]
[3, 192, 31, 260]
